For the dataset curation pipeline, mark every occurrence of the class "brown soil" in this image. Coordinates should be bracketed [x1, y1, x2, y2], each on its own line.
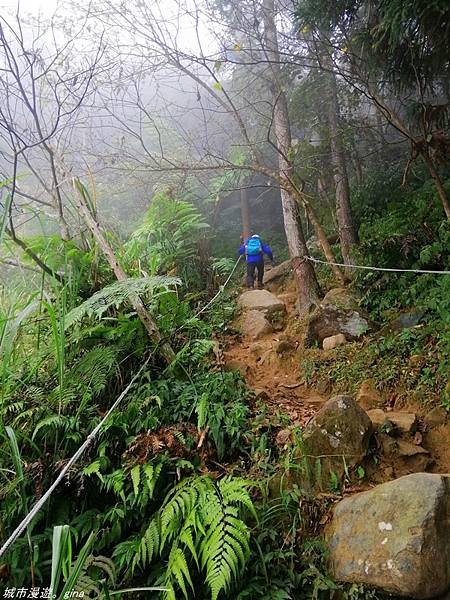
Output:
[223, 332, 326, 427]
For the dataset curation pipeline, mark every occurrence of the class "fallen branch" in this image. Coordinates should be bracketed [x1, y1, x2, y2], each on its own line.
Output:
[73, 178, 175, 364]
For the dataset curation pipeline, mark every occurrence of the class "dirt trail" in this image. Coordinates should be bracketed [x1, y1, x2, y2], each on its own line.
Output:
[224, 332, 325, 427]
[223, 284, 326, 428]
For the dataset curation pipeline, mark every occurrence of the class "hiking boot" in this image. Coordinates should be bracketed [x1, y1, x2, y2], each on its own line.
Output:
[257, 282, 264, 289]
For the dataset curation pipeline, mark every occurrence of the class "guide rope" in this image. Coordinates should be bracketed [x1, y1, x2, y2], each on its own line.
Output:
[183, 254, 243, 323]
[306, 255, 450, 275]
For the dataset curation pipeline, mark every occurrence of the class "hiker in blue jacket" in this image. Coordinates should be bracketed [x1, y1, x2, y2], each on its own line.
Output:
[239, 234, 274, 289]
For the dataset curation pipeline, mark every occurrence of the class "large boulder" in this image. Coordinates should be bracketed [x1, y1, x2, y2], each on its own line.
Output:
[239, 310, 273, 340]
[238, 290, 286, 332]
[321, 287, 360, 311]
[238, 289, 286, 315]
[326, 473, 450, 599]
[301, 395, 372, 488]
[306, 288, 371, 346]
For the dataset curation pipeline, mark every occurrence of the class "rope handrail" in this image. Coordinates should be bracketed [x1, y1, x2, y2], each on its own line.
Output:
[306, 255, 450, 275]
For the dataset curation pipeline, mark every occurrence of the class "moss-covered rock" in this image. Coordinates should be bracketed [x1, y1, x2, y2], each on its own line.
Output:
[301, 395, 372, 489]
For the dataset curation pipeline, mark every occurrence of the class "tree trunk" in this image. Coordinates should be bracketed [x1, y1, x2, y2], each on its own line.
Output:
[262, 0, 321, 312]
[73, 180, 175, 364]
[422, 153, 450, 220]
[303, 204, 346, 285]
[326, 61, 357, 265]
[240, 187, 251, 240]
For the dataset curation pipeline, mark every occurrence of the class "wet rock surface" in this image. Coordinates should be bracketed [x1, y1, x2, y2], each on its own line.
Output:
[240, 310, 273, 339]
[238, 289, 286, 314]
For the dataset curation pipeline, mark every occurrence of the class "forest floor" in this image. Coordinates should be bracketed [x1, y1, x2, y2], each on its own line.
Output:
[221, 276, 450, 490]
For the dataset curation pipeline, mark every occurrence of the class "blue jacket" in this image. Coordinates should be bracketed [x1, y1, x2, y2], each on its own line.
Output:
[239, 239, 273, 263]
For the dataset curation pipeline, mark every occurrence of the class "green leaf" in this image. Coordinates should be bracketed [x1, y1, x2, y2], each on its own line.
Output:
[50, 525, 71, 596]
[196, 393, 209, 429]
[131, 465, 141, 497]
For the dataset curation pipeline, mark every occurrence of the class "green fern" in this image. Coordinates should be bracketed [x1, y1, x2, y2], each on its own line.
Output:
[65, 276, 180, 328]
[132, 475, 255, 600]
[127, 192, 210, 288]
[70, 554, 115, 597]
[196, 393, 209, 430]
[70, 346, 119, 398]
[169, 339, 216, 372]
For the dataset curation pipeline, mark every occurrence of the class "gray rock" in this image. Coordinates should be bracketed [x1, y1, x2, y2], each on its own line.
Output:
[322, 333, 347, 351]
[306, 288, 370, 345]
[238, 289, 286, 315]
[390, 310, 424, 332]
[326, 473, 450, 598]
[301, 395, 372, 488]
[240, 310, 273, 339]
[321, 287, 361, 311]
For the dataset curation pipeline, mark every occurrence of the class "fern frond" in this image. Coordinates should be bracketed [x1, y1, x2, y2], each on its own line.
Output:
[65, 276, 180, 328]
[196, 393, 209, 430]
[32, 414, 68, 440]
[120, 475, 254, 600]
[69, 345, 119, 397]
[169, 338, 215, 371]
[166, 546, 194, 599]
[143, 519, 160, 565]
[82, 460, 102, 477]
[130, 464, 141, 497]
[218, 476, 258, 519]
[143, 462, 162, 498]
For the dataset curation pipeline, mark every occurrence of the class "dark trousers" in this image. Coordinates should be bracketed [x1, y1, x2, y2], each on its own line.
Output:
[246, 260, 264, 288]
